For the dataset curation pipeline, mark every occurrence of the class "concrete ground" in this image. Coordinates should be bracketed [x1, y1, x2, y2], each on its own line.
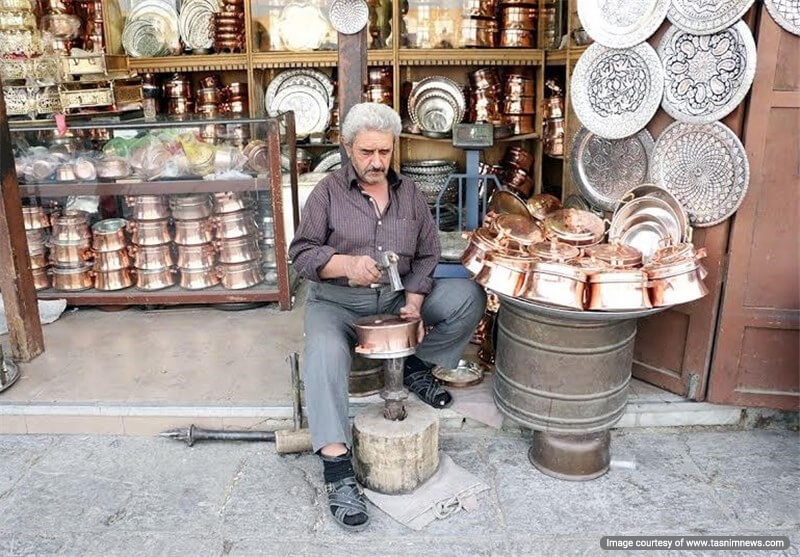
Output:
[0, 428, 797, 556]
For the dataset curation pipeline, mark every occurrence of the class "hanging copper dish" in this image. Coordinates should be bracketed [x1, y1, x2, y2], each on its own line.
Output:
[544, 208, 606, 247]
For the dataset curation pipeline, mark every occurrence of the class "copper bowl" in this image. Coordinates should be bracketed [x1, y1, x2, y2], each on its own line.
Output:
[500, 6, 537, 30]
[505, 114, 536, 134]
[51, 210, 90, 242]
[179, 266, 220, 290]
[354, 314, 421, 357]
[176, 243, 217, 269]
[505, 75, 536, 97]
[95, 267, 134, 291]
[170, 194, 212, 220]
[92, 218, 128, 252]
[215, 236, 261, 264]
[127, 219, 172, 246]
[129, 243, 174, 270]
[462, 17, 497, 47]
[503, 146, 534, 172]
[213, 210, 258, 240]
[125, 195, 170, 221]
[167, 97, 194, 115]
[470, 67, 501, 90]
[22, 206, 51, 230]
[196, 87, 220, 104]
[49, 238, 92, 266]
[217, 260, 264, 290]
[502, 167, 534, 197]
[173, 218, 215, 246]
[93, 248, 131, 272]
[503, 96, 536, 115]
[500, 29, 535, 47]
[368, 67, 392, 87]
[51, 263, 94, 291]
[136, 267, 176, 291]
[212, 191, 253, 214]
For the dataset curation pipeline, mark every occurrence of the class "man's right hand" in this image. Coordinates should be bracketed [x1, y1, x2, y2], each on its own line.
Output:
[346, 255, 382, 286]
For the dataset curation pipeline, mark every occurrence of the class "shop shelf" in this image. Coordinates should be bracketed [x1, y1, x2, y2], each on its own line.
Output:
[126, 53, 249, 73]
[35, 283, 283, 306]
[398, 48, 544, 66]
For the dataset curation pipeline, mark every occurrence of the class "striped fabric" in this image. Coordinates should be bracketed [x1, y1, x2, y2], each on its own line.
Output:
[288, 164, 441, 294]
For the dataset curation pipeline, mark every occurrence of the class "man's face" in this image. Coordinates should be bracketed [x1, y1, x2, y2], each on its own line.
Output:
[345, 130, 394, 186]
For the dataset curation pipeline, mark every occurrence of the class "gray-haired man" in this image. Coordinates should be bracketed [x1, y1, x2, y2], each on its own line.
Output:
[288, 102, 486, 531]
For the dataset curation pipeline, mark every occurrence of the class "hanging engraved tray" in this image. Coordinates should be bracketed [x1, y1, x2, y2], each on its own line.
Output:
[570, 42, 664, 140]
[659, 20, 756, 124]
[765, 0, 800, 37]
[570, 126, 654, 212]
[577, 0, 669, 48]
[651, 121, 750, 228]
[667, 0, 754, 35]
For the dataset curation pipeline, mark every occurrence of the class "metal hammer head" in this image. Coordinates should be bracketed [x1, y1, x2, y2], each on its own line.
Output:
[380, 251, 404, 292]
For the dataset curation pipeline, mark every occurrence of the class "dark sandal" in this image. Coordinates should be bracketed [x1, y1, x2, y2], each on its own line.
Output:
[325, 476, 370, 532]
[404, 369, 453, 409]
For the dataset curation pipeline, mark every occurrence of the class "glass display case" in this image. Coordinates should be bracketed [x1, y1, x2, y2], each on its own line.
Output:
[8, 113, 296, 308]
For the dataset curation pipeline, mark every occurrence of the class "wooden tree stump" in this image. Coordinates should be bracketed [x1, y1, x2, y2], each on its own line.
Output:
[352, 401, 439, 494]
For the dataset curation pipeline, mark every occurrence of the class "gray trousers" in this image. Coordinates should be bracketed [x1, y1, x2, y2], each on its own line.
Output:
[302, 279, 487, 452]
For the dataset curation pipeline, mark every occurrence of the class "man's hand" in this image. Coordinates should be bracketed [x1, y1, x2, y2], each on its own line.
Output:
[400, 292, 426, 342]
[346, 255, 381, 286]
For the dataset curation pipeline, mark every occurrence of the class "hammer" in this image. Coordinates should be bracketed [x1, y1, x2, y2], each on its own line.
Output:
[349, 250, 404, 291]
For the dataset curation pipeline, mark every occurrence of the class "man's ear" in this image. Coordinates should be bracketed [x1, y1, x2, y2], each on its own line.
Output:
[343, 143, 353, 159]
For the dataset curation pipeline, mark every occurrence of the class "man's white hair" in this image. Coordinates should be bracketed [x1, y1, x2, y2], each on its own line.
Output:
[341, 102, 402, 145]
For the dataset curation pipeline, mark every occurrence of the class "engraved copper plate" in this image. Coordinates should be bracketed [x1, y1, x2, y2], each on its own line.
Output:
[651, 121, 750, 227]
[765, 0, 800, 36]
[265, 68, 334, 114]
[577, 0, 669, 48]
[270, 84, 330, 138]
[570, 42, 664, 140]
[667, 0, 755, 35]
[570, 126, 654, 212]
[659, 21, 756, 124]
[329, 0, 368, 35]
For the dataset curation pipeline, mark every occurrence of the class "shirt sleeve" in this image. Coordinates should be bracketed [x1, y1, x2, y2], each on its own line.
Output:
[287, 182, 337, 283]
[403, 189, 441, 295]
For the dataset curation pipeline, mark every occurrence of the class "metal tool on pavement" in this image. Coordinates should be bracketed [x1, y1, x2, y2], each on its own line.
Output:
[0, 346, 21, 393]
[159, 352, 312, 454]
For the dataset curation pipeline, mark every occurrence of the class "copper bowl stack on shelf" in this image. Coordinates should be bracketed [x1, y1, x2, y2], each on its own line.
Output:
[163, 73, 194, 117]
[126, 195, 174, 290]
[213, 0, 245, 53]
[222, 82, 249, 145]
[169, 193, 217, 290]
[212, 192, 265, 290]
[91, 218, 134, 291]
[255, 192, 278, 285]
[461, 0, 497, 47]
[22, 206, 52, 291]
[542, 79, 565, 157]
[195, 75, 226, 143]
[365, 67, 392, 106]
[497, 145, 535, 198]
[49, 209, 96, 291]
[468, 68, 504, 126]
[503, 71, 535, 135]
[499, 0, 536, 48]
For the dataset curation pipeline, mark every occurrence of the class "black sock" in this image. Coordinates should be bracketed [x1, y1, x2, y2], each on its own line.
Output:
[320, 451, 355, 484]
[404, 355, 433, 375]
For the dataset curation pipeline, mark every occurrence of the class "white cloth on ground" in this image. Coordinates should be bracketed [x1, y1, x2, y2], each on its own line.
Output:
[0, 298, 66, 335]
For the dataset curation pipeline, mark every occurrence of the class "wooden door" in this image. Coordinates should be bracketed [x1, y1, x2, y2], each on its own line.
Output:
[708, 10, 800, 410]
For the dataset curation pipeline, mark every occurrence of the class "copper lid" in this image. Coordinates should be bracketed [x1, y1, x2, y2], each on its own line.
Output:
[649, 243, 696, 265]
[530, 239, 580, 262]
[584, 242, 643, 268]
[492, 213, 542, 245]
[570, 256, 610, 275]
[488, 190, 532, 219]
[526, 193, 562, 221]
[544, 208, 605, 246]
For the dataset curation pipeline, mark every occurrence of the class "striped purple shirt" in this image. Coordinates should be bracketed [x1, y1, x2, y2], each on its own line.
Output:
[288, 164, 440, 294]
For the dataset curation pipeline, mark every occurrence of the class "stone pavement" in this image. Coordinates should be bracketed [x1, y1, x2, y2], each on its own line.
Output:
[0, 428, 797, 556]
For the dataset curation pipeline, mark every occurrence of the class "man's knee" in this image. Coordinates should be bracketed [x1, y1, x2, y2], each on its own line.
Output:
[428, 279, 487, 323]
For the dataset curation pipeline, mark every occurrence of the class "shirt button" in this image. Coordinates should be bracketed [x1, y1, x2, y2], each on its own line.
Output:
[378, 220, 382, 225]
[378, 246, 383, 251]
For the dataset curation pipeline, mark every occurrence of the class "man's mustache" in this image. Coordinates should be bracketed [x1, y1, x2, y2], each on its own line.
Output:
[366, 167, 385, 173]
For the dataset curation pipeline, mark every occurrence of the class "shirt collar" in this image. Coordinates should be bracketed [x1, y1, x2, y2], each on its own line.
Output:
[346, 163, 402, 190]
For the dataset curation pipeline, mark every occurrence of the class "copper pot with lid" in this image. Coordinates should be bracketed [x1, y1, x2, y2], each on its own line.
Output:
[354, 314, 421, 357]
[91, 218, 128, 252]
[488, 189, 532, 219]
[51, 209, 90, 242]
[176, 243, 217, 269]
[644, 248, 708, 307]
[529, 239, 581, 262]
[217, 260, 264, 289]
[129, 243, 174, 270]
[587, 269, 652, 311]
[544, 208, 605, 247]
[49, 238, 93, 266]
[461, 228, 502, 276]
[51, 262, 94, 291]
[474, 251, 536, 296]
[521, 260, 588, 310]
[584, 242, 643, 269]
[491, 213, 544, 250]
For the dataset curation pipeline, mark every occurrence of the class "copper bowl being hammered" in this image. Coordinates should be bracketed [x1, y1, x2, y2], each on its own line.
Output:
[354, 314, 421, 358]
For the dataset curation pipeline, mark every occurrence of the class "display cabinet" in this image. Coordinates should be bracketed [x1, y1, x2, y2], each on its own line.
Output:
[8, 112, 297, 309]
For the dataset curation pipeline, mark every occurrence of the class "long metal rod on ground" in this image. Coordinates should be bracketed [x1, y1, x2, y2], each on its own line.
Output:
[159, 352, 312, 454]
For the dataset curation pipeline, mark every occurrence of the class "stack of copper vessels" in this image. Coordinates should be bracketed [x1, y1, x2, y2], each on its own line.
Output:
[498, 145, 535, 197]
[468, 68, 504, 125]
[213, 0, 245, 53]
[48, 209, 96, 292]
[126, 196, 174, 290]
[169, 193, 219, 290]
[163, 73, 194, 117]
[365, 68, 392, 106]
[195, 75, 226, 143]
[499, 1, 537, 47]
[79, 0, 105, 52]
[503, 71, 535, 135]
[212, 192, 265, 290]
[22, 206, 52, 291]
[542, 79, 565, 157]
[461, 0, 497, 47]
[91, 217, 134, 291]
[255, 192, 278, 285]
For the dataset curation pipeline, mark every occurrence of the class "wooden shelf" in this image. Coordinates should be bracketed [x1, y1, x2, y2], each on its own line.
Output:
[498, 132, 540, 142]
[127, 53, 249, 73]
[398, 48, 544, 66]
[401, 132, 539, 143]
[569, 46, 588, 63]
[36, 283, 282, 306]
[545, 49, 568, 66]
[19, 178, 267, 197]
[251, 50, 393, 69]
